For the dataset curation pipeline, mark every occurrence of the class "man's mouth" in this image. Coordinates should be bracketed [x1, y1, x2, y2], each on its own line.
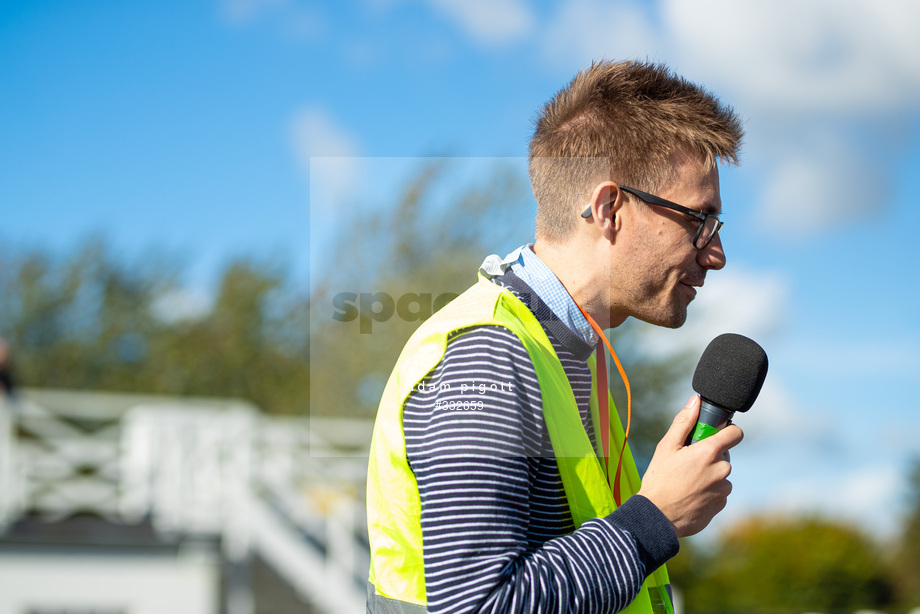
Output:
[681, 274, 705, 289]
[680, 278, 703, 298]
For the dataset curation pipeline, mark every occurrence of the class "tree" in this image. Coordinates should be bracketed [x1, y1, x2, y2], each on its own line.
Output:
[0, 238, 177, 392]
[893, 457, 920, 607]
[149, 258, 312, 413]
[0, 239, 311, 414]
[673, 515, 894, 613]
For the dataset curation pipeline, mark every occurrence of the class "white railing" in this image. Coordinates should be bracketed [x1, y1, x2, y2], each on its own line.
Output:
[0, 389, 370, 614]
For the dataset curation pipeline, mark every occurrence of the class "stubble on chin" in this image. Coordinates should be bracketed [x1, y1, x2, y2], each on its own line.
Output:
[629, 304, 687, 330]
[645, 297, 690, 329]
[663, 310, 688, 329]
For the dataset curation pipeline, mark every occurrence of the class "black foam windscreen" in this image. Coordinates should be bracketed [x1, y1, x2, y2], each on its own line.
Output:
[692, 333, 768, 413]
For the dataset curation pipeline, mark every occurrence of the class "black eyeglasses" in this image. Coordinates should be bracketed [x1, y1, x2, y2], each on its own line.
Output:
[581, 185, 723, 250]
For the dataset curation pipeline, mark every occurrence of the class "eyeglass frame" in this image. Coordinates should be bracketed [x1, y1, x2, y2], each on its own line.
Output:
[580, 185, 723, 250]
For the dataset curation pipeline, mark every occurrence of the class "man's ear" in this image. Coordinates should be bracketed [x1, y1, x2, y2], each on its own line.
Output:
[585, 182, 623, 239]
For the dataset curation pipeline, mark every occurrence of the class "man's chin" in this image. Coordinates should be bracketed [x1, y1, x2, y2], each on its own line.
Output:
[636, 306, 688, 329]
[659, 315, 687, 329]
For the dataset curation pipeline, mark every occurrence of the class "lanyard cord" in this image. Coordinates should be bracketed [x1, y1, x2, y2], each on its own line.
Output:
[577, 304, 675, 614]
[574, 303, 631, 507]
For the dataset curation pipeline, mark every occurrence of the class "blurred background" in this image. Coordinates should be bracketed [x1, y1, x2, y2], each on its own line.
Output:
[2, 0, 919, 613]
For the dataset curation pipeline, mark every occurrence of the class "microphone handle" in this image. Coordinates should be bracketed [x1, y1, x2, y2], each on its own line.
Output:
[687, 398, 735, 445]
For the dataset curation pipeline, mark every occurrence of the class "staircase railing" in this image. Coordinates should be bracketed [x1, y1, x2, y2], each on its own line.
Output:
[0, 390, 370, 614]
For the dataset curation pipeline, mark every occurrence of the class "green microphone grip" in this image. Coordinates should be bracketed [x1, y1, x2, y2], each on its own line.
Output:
[688, 398, 735, 445]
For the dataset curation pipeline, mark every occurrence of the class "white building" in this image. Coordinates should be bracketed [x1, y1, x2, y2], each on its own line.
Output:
[0, 389, 370, 614]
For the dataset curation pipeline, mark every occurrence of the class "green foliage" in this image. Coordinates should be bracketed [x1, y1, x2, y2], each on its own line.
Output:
[0, 239, 311, 414]
[893, 457, 920, 607]
[673, 515, 895, 613]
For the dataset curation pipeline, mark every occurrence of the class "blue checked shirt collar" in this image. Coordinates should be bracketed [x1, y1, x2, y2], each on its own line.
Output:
[479, 244, 599, 346]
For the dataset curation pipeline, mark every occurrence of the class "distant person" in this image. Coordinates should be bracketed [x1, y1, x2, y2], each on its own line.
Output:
[0, 338, 13, 398]
[366, 60, 745, 614]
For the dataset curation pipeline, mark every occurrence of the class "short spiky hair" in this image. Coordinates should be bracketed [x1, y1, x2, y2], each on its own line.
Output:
[529, 60, 743, 242]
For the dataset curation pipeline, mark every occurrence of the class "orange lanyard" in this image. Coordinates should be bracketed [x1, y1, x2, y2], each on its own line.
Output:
[575, 304, 631, 507]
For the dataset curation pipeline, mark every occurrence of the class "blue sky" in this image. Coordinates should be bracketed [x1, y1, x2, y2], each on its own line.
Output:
[3, 0, 920, 538]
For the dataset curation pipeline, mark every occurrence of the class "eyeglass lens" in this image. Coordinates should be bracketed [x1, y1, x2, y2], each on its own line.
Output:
[695, 216, 721, 249]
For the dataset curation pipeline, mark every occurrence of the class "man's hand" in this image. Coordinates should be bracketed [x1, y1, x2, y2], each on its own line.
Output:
[637, 395, 743, 538]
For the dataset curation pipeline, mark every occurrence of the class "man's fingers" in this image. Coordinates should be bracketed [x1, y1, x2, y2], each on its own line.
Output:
[710, 423, 744, 452]
[660, 395, 700, 450]
[690, 424, 743, 461]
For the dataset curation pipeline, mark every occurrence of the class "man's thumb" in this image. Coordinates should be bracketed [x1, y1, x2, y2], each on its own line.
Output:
[662, 395, 700, 449]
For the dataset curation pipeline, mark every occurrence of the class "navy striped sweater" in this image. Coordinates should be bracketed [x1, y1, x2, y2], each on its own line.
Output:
[402, 270, 679, 614]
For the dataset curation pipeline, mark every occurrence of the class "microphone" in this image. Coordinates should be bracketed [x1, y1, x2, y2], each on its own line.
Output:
[687, 333, 768, 445]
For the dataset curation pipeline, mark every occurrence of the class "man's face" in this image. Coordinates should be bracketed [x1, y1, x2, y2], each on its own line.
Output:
[612, 151, 726, 329]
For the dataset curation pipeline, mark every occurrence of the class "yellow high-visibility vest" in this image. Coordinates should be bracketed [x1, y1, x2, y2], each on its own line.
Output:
[366, 273, 672, 613]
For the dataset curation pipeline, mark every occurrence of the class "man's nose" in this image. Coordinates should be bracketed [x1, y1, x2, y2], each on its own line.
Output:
[698, 233, 726, 270]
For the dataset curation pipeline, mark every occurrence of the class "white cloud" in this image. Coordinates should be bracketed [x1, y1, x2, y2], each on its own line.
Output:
[662, 0, 920, 234]
[534, 0, 920, 236]
[151, 287, 213, 323]
[290, 107, 363, 205]
[424, 0, 535, 45]
[636, 267, 790, 360]
[291, 106, 361, 162]
[662, 0, 920, 115]
[290, 107, 364, 276]
[219, 0, 327, 40]
[782, 337, 920, 380]
[541, 0, 662, 69]
[737, 376, 807, 441]
[743, 463, 904, 538]
[280, 9, 327, 40]
[220, 0, 288, 24]
[755, 124, 885, 235]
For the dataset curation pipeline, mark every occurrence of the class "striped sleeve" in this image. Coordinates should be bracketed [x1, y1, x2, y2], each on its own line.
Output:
[404, 325, 673, 614]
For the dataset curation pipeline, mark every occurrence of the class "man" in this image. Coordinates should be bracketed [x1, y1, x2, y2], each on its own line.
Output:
[366, 60, 745, 614]
[0, 338, 13, 398]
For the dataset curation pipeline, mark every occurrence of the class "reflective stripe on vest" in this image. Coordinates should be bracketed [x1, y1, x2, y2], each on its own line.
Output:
[366, 274, 672, 613]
